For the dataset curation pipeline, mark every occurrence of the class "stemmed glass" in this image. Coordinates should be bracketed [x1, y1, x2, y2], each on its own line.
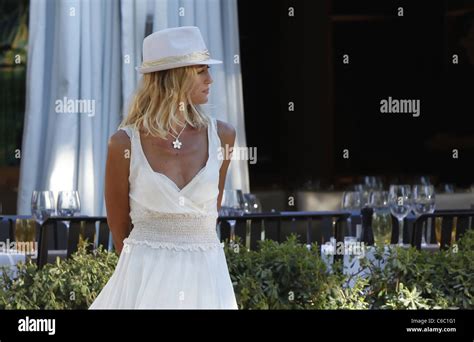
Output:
[412, 185, 436, 247]
[363, 176, 383, 191]
[242, 193, 262, 248]
[341, 191, 362, 239]
[388, 185, 412, 246]
[243, 193, 262, 213]
[57, 191, 81, 229]
[353, 185, 369, 208]
[219, 189, 245, 242]
[30, 191, 55, 257]
[31, 191, 56, 224]
[368, 191, 391, 246]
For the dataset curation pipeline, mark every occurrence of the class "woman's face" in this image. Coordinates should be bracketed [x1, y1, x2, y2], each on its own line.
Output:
[189, 65, 213, 104]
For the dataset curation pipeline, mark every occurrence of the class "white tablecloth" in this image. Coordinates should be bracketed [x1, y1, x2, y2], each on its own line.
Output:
[0, 251, 27, 278]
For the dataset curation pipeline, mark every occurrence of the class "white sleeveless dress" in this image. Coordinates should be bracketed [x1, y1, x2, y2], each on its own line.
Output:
[90, 117, 238, 309]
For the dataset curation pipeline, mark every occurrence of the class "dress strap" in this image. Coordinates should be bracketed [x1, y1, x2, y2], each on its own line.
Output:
[118, 125, 134, 139]
[210, 117, 219, 141]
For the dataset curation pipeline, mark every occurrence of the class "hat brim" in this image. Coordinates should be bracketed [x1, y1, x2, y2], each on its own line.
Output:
[136, 59, 223, 74]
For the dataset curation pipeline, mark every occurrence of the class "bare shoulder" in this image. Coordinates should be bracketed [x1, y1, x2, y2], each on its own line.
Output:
[216, 119, 236, 146]
[109, 130, 131, 148]
[108, 130, 131, 157]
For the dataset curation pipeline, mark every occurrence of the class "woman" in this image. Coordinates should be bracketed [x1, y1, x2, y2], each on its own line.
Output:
[90, 27, 238, 309]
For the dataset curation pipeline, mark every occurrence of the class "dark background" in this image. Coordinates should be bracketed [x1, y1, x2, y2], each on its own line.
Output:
[238, 0, 474, 190]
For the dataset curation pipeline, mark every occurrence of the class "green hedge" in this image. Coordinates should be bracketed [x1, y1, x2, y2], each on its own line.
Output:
[361, 229, 474, 309]
[0, 244, 118, 309]
[1, 230, 473, 309]
[224, 236, 369, 309]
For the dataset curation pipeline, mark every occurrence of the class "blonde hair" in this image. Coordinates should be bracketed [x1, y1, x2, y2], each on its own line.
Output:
[119, 65, 210, 138]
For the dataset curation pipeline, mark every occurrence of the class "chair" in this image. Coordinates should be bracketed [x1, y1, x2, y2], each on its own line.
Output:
[0, 216, 27, 243]
[217, 211, 351, 254]
[389, 214, 416, 245]
[411, 210, 474, 249]
[360, 207, 374, 245]
[0, 216, 13, 242]
[37, 217, 111, 268]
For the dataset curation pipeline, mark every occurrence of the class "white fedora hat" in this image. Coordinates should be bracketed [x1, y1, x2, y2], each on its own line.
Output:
[136, 26, 223, 74]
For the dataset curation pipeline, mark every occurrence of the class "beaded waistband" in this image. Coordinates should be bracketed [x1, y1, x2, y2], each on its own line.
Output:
[124, 212, 222, 251]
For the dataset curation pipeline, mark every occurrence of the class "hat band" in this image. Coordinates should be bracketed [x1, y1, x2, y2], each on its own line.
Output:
[142, 50, 211, 68]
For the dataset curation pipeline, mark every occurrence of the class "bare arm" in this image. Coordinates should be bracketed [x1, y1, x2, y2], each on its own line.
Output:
[104, 130, 132, 255]
[216, 120, 237, 212]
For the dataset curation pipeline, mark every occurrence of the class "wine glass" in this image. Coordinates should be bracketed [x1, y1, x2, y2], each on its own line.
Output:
[442, 184, 455, 193]
[57, 191, 81, 229]
[243, 193, 262, 213]
[364, 176, 383, 191]
[419, 176, 431, 186]
[368, 191, 392, 246]
[341, 191, 362, 239]
[219, 189, 245, 242]
[31, 190, 56, 224]
[30, 190, 55, 258]
[242, 193, 252, 214]
[220, 189, 245, 215]
[353, 185, 369, 207]
[388, 185, 412, 246]
[412, 185, 436, 247]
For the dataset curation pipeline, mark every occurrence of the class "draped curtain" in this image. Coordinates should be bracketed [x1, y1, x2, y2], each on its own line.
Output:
[17, 0, 248, 216]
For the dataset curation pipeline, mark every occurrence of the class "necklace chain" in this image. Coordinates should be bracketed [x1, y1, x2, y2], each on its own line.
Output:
[169, 123, 187, 150]
[169, 123, 187, 139]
